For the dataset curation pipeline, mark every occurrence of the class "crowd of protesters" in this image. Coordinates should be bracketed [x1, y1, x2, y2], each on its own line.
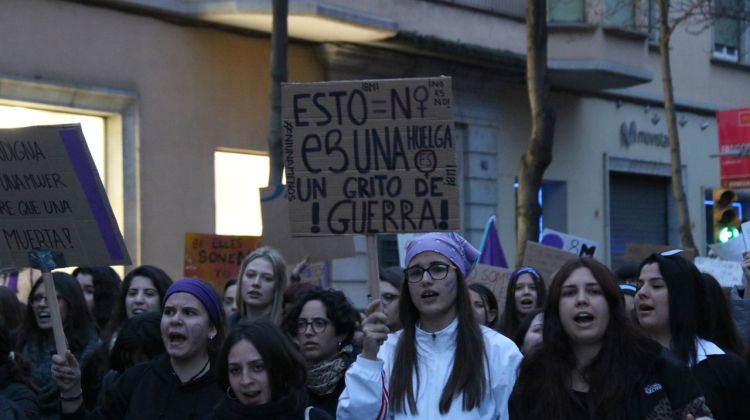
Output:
[1, 233, 750, 419]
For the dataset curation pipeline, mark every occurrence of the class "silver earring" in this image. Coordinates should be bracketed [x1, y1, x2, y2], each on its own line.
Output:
[226, 387, 238, 400]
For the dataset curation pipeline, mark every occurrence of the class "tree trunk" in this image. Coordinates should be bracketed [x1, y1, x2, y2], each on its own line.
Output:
[516, 0, 556, 265]
[658, 0, 697, 251]
[267, 0, 288, 188]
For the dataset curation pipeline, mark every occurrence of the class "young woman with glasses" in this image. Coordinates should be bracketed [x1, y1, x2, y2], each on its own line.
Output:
[20, 272, 100, 416]
[282, 289, 358, 417]
[338, 232, 522, 419]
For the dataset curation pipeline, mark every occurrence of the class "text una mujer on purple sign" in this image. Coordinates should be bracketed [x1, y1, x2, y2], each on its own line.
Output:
[282, 77, 460, 236]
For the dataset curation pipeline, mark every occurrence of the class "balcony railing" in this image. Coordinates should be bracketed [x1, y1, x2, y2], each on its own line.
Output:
[431, 0, 525, 19]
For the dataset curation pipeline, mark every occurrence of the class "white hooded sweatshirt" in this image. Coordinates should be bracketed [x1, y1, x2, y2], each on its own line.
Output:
[337, 318, 522, 420]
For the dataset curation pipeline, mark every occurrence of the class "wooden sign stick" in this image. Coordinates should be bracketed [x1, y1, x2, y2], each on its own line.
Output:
[366, 235, 381, 304]
[29, 250, 67, 357]
[42, 271, 68, 357]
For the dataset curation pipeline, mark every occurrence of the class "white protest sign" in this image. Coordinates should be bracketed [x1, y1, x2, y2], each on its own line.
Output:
[397, 233, 419, 267]
[741, 221, 750, 250]
[694, 256, 743, 287]
[709, 235, 745, 262]
[281, 77, 459, 235]
[0, 124, 131, 268]
[540, 228, 599, 257]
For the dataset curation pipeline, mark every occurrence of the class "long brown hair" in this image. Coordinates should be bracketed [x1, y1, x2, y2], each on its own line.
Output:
[498, 267, 546, 337]
[388, 264, 486, 415]
[510, 257, 658, 420]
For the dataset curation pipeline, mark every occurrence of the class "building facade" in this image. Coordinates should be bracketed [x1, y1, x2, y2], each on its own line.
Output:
[2, 0, 748, 307]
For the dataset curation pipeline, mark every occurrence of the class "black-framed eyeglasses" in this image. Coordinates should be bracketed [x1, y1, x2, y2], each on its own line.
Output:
[381, 292, 400, 304]
[296, 318, 329, 335]
[404, 262, 456, 283]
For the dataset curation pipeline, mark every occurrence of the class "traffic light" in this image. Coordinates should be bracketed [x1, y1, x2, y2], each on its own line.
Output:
[713, 189, 741, 243]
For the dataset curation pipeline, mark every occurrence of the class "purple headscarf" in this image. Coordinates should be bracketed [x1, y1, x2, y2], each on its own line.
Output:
[404, 232, 480, 277]
[163, 278, 224, 327]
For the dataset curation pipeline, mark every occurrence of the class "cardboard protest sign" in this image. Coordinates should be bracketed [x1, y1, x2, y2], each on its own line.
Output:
[694, 256, 743, 288]
[183, 232, 261, 289]
[623, 243, 696, 263]
[281, 77, 459, 235]
[295, 260, 330, 288]
[467, 264, 513, 315]
[259, 186, 355, 264]
[522, 241, 578, 285]
[0, 124, 131, 268]
[540, 228, 599, 257]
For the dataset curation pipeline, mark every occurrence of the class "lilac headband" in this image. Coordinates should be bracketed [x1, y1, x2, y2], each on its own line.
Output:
[514, 266, 542, 281]
[404, 232, 480, 277]
[163, 278, 224, 327]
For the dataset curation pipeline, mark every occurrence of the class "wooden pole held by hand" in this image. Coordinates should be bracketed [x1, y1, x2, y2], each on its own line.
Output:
[42, 271, 68, 357]
[28, 250, 68, 357]
[366, 235, 380, 305]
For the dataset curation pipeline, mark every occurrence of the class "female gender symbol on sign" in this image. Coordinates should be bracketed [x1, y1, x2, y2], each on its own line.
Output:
[414, 150, 437, 177]
[413, 85, 429, 118]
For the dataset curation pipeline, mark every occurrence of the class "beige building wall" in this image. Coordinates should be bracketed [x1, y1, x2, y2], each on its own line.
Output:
[0, 0, 324, 279]
[498, 86, 723, 266]
[633, 22, 750, 107]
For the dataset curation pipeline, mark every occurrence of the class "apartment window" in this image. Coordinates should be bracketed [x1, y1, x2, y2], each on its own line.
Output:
[549, 0, 585, 23]
[214, 150, 270, 236]
[713, 0, 748, 63]
[605, 0, 635, 28]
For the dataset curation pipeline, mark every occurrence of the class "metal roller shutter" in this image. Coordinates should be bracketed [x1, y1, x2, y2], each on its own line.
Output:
[609, 172, 670, 269]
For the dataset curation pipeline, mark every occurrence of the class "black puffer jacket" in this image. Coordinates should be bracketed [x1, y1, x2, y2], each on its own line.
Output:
[511, 344, 713, 420]
[692, 352, 750, 420]
[64, 354, 222, 420]
[206, 385, 332, 420]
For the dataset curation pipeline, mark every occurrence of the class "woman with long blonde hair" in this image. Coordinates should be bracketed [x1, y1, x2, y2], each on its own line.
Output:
[234, 247, 288, 326]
